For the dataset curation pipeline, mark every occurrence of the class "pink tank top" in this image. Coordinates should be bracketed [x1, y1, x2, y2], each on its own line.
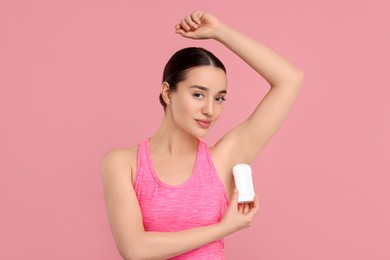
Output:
[134, 138, 229, 259]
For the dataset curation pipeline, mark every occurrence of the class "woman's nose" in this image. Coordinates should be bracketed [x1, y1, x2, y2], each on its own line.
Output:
[201, 99, 214, 117]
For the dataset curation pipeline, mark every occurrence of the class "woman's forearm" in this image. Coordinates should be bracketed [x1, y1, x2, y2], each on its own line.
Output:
[214, 23, 303, 87]
[125, 188, 258, 260]
[126, 222, 229, 260]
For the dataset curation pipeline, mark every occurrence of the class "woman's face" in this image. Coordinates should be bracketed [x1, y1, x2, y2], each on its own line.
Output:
[169, 65, 227, 138]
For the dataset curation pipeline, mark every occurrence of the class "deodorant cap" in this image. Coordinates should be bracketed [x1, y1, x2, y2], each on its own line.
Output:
[233, 163, 252, 172]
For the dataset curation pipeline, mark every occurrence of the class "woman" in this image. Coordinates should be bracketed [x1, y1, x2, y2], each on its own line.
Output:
[102, 10, 304, 259]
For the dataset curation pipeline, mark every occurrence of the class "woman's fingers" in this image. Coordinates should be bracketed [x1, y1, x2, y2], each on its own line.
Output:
[239, 195, 260, 215]
[175, 24, 182, 32]
[177, 11, 204, 32]
[220, 192, 259, 233]
[248, 195, 260, 217]
[175, 10, 219, 39]
[238, 202, 251, 214]
[179, 14, 199, 32]
[191, 10, 202, 25]
[243, 203, 250, 214]
[175, 23, 196, 38]
[180, 19, 191, 31]
[184, 15, 198, 29]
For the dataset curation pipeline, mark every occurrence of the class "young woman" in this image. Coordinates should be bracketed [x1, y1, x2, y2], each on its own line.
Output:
[102, 10, 304, 260]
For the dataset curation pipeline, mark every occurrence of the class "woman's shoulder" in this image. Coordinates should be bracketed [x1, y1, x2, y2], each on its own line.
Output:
[103, 144, 138, 162]
[101, 144, 139, 184]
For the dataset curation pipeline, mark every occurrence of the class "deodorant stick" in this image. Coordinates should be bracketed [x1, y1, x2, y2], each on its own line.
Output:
[233, 163, 255, 203]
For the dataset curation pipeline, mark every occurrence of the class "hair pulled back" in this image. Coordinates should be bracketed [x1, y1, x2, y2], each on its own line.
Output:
[160, 47, 226, 110]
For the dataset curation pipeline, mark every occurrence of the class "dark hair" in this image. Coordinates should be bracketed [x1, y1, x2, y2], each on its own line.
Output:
[159, 47, 226, 110]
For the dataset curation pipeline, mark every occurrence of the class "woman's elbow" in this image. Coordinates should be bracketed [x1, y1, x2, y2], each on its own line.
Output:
[290, 69, 304, 89]
[276, 69, 304, 88]
[293, 68, 304, 83]
[121, 245, 154, 260]
[117, 241, 140, 260]
[297, 69, 304, 82]
[121, 249, 143, 260]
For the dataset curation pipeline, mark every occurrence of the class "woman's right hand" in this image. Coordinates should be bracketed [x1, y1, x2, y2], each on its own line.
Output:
[219, 189, 260, 235]
[175, 10, 222, 40]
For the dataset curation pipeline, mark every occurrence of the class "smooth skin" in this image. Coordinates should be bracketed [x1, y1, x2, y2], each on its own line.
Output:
[102, 10, 304, 260]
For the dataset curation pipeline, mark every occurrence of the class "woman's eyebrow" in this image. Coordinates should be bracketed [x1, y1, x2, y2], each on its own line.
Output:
[190, 85, 227, 94]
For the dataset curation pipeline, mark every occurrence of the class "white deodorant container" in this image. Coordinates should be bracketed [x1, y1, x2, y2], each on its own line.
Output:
[233, 163, 255, 203]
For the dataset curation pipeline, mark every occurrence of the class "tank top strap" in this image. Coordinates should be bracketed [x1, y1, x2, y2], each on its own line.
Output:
[196, 139, 209, 161]
[134, 138, 150, 192]
[196, 139, 214, 166]
[197, 139, 230, 204]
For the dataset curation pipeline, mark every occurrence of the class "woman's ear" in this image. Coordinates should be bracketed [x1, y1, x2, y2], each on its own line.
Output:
[161, 81, 172, 105]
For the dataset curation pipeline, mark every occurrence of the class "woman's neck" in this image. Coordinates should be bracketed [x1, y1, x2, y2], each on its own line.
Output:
[150, 114, 198, 156]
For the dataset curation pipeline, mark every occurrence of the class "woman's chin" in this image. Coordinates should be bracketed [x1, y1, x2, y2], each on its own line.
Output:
[194, 129, 211, 138]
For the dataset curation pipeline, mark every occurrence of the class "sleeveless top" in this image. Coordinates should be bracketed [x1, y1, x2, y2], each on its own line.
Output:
[134, 138, 229, 259]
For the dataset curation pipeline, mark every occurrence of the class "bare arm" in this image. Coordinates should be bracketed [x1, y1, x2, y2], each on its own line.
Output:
[176, 11, 304, 168]
[101, 149, 259, 260]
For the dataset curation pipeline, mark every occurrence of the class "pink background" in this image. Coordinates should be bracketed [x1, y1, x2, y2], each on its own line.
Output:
[1, 0, 389, 259]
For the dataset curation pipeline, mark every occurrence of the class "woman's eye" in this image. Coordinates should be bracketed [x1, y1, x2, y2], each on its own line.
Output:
[216, 97, 226, 103]
[193, 93, 204, 99]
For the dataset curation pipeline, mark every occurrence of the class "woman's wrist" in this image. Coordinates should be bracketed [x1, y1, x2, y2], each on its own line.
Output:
[213, 22, 230, 42]
[215, 218, 235, 238]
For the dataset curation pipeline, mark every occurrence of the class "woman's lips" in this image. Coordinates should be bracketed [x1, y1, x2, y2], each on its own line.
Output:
[195, 119, 212, 129]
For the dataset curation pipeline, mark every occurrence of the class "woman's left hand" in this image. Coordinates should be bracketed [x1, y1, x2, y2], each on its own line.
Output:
[175, 10, 222, 40]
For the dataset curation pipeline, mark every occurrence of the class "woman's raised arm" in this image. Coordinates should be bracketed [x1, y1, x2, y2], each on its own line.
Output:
[176, 11, 304, 167]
